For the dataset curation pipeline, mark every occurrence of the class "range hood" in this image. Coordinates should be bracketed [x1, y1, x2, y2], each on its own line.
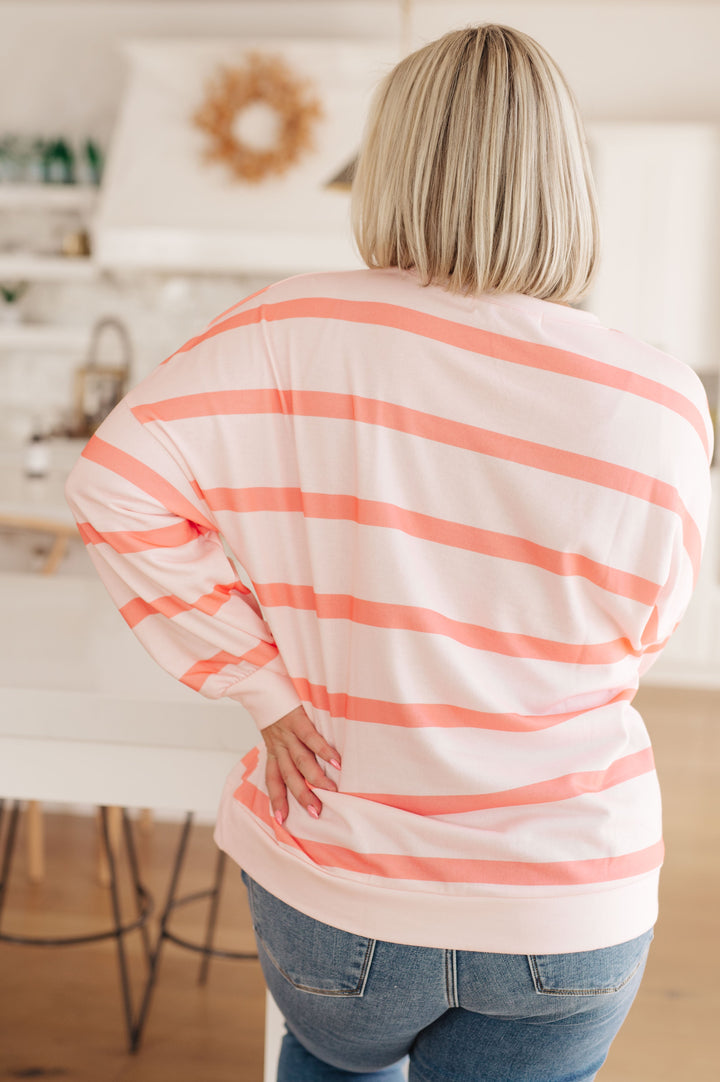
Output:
[92, 38, 397, 275]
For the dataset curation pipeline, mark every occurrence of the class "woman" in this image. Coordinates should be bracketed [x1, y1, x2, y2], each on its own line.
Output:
[66, 24, 712, 1082]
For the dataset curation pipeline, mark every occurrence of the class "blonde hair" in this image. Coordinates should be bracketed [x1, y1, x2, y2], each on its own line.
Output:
[351, 25, 599, 303]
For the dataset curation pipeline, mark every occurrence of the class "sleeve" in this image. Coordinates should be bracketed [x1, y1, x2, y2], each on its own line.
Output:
[637, 404, 714, 678]
[64, 398, 302, 730]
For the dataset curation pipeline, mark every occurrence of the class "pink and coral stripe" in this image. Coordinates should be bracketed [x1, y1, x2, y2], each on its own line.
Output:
[64, 269, 710, 954]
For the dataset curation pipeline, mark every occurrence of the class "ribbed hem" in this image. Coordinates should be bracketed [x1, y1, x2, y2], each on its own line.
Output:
[214, 780, 659, 956]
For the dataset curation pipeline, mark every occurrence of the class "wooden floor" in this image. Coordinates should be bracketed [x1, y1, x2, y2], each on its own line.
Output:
[0, 685, 717, 1081]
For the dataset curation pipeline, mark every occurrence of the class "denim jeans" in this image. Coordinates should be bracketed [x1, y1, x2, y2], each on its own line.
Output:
[242, 873, 653, 1082]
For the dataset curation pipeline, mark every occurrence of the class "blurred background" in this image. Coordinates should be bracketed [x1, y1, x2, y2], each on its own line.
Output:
[0, 3, 718, 1081]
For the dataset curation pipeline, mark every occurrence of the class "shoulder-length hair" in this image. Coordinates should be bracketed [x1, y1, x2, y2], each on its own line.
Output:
[351, 25, 599, 303]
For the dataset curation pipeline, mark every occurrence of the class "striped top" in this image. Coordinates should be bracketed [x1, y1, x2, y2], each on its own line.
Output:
[65, 267, 713, 954]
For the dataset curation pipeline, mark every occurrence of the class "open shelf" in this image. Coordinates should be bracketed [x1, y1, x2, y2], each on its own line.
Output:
[0, 323, 89, 351]
[0, 254, 99, 281]
[0, 184, 99, 211]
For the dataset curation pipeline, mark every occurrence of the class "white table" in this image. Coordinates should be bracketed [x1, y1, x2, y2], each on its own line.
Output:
[0, 570, 283, 1077]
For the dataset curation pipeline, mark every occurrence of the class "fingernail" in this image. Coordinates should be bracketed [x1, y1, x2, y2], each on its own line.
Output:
[330, 758, 341, 770]
[307, 805, 320, 819]
[274, 810, 284, 825]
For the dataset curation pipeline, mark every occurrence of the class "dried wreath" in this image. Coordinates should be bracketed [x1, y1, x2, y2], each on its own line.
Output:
[192, 51, 323, 183]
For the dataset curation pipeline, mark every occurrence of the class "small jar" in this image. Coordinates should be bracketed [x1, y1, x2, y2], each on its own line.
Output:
[24, 432, 50, 478]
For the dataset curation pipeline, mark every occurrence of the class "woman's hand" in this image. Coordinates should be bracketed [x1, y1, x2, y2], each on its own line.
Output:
[262, 706, 341, 824]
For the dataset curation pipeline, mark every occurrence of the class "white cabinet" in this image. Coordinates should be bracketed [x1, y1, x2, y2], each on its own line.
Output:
[586, 124, 720, 687]
[586, 123, 720, 372]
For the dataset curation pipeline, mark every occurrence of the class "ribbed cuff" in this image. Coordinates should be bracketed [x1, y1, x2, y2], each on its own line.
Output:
[226, 666, 302, 730]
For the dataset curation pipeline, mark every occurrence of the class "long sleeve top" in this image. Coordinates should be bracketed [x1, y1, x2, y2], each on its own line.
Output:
[65, 267, 713, 954]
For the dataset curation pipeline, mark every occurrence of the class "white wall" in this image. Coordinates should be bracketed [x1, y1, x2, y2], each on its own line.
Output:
[1, 0, 719, 430]
[2, 0, 720, 146]
[0, 2, 400, 145]
[414, 1, 720, 122]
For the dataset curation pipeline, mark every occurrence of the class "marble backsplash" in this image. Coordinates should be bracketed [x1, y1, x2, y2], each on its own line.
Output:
[0, 270, 271, 442]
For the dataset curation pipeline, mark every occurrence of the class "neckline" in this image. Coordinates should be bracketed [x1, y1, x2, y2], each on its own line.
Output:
[388, 268, 601, 326]
[480, 291, 601, 325]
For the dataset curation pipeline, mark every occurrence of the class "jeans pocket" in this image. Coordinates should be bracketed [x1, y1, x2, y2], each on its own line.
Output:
[243, 874, 376, 997]
[529, 928, 654, 997]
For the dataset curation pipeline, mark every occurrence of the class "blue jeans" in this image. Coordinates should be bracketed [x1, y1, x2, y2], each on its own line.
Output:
[242, 873, 653, 1082]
